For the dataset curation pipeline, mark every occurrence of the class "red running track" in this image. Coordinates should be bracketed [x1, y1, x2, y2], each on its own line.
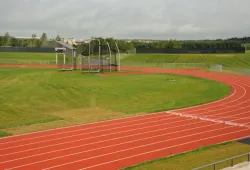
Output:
[0, 65, 250, 170]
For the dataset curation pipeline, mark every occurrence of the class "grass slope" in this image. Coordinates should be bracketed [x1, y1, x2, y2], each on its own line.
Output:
[121, 53, 250, 69]
[0, 68, 230, 136]
[123, 142, 250, 170]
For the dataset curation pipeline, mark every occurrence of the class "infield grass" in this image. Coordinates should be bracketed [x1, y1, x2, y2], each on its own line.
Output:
[0, 68, 231, 136]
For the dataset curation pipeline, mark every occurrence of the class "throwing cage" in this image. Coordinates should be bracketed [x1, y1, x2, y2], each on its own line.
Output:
[80, 39, 120, 73]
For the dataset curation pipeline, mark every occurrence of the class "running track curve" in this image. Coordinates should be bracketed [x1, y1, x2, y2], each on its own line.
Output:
[0, 64, 250, 170]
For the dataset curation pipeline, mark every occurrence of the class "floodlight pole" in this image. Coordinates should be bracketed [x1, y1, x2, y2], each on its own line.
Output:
[107, 42, 112, 72]
[115, 42, 121, 72]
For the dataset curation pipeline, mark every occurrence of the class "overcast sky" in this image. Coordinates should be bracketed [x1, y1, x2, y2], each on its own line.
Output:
[0, 0, 250, 40]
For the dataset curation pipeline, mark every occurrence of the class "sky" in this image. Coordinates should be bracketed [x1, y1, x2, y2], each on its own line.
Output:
[0, 0, 250, 40]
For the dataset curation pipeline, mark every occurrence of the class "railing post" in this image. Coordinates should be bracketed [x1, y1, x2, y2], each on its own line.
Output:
[232, 158, 234, 166]
[214, 163, 216, 170]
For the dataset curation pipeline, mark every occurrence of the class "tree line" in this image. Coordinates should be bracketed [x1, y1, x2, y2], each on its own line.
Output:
[1, 31, 248, 52]
[76, 38, 244, 55]
[0, 32, 63, 47]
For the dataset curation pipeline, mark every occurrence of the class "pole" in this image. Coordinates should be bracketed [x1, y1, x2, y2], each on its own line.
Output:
[97, 39, 101, 70]
[63, 53, 66, 69]
[115, 42, 120, 72]
[88, 39, 91, 72]
[107, 42, 112, 72]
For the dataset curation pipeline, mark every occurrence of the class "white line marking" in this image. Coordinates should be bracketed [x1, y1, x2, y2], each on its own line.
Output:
[1, 121, 217, 163]
[7, 125, 237, 170]
[79, 134, 250, 170]
[0, 113, 170, 145]
[0, 115, 184, 151]
[167, 111, 249, 128]
[0, 116, 197, 155]
[0, 111, 167, 141]
[41, 128, 249, 170]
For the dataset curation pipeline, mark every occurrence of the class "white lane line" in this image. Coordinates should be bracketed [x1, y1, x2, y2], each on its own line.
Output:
[41, 128, 249, 170]
[0, 110, 170, 141]
[169, 79, 238, 112]
[0, 115, 184, 151]
[0, 113, 170, 145]
[79, 133, 250, 170]
[0, 116, 197, 155]
[172, 78, 250, 114]
[0, 121, 218, 164]
[167, 111, 248, 128]
[7, 125, 236, 170]
[174, 81, 250, 120]
[183, 81, 248, 113]
[3, 123, 223, 168]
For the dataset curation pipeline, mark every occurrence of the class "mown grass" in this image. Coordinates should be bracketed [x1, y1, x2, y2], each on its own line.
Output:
[0, 52, 55, 60]
[0, 131, 11, 137]
[121, 53, 250, 69]
[0, 68, 230, 136]
[123, 142, 250, 170]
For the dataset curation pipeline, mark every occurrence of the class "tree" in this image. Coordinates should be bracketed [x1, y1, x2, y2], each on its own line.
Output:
[10, 37, 21, 47]
[35, 40, 42, 47]
[3, 32, 10, 46]
[31, 34, 37, 47]
[22, 40, 29, 47]
[0, 36, 3, 46]
[55, 35, 62, 41]
[40, 33, 48, 46]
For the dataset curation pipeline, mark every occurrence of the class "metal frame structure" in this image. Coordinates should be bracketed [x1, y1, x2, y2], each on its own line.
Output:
[81, 38, 101, 73]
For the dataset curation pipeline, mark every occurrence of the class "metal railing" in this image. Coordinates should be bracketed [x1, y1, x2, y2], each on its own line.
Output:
[193, 152, 250, 170]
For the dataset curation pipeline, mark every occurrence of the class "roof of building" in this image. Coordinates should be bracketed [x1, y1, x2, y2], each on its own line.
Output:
[56, 41, 76, 50]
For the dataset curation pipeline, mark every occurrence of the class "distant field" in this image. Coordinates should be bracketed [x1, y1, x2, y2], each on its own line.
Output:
[0, 52, 55, 60]
[121, 53, 250, 69]
[1, 52, 250, 69]
[0, 68, 230, 136]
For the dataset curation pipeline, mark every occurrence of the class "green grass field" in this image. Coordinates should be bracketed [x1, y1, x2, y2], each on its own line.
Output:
[123, 142, 250, 170]
[1, 52, 250, 69]
[122, 53, 250, 69]
[0, 67, 230, 135]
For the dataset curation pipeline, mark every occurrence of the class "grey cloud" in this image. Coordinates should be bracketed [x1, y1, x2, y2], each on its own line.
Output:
[0, 0, 250, 40]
